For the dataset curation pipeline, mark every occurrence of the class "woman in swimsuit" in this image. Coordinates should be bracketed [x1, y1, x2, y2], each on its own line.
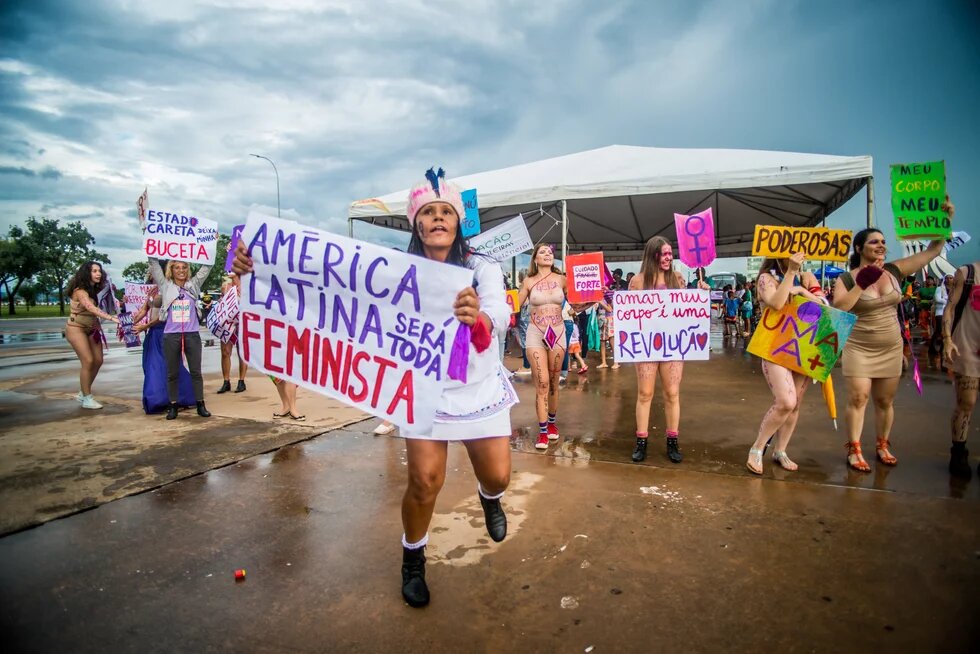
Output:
[518, 244, 567, 450]
[65, 261, 120, 410]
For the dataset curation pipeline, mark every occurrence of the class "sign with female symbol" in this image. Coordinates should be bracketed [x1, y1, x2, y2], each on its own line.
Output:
[674, 208, 716, 268]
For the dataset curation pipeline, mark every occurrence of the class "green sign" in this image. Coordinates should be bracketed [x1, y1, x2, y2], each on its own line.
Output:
[890, 160, 949, 240]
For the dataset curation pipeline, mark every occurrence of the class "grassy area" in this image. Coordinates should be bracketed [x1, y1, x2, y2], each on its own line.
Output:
[0, 305, 67, 319]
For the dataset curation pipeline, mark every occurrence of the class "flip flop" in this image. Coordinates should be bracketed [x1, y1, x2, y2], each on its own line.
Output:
[273, 411, 289, 419]
[289, 413, 306, 421]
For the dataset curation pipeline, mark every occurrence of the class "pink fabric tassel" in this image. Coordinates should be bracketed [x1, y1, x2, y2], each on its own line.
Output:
[447, 322, 470, 383]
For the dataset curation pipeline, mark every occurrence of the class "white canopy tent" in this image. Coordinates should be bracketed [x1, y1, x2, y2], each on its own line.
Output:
[348, 145, 874, 262]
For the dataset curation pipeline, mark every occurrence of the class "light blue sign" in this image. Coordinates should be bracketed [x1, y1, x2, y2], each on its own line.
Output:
[461, 188, 480, 238]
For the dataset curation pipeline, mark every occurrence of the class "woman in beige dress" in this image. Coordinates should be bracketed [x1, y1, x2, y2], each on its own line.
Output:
[833, 199, 952, 471]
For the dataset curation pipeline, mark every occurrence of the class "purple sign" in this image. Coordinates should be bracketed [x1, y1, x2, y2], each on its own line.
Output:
[225, 224, 245, 272]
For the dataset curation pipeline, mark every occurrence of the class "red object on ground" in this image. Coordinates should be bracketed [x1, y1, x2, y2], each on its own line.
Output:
[234, 569, 246, 581]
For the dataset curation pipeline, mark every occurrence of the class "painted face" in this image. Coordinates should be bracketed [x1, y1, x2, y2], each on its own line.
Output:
[861, 232, 886, 261]
[535, 245, 555, 267]
[416, 201, 458, 250]
[658, 245, 673, 270]
[89, 265, 103, 284]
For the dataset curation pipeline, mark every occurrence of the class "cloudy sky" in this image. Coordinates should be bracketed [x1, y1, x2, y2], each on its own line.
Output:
[1, 0, 978, 282]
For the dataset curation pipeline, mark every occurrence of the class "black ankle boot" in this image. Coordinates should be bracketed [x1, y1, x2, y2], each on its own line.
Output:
[479, 493, 507, 542]
[631, 437, 648, 462]
[166, 403, 178, 420]
[401, 547, 429, 608]
[949, 444, 972, 479]
[234, 380, 246, 393]
[196, 401, 211, 418]
[666, 437, 683, 463]
[216, 380, 231, 394]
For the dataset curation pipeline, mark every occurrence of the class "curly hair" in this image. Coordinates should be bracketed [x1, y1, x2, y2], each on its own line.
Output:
[65, 261, 106, 300]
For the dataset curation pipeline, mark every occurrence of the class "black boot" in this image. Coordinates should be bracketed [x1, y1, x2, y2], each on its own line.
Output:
[479, 492, 507, 542]
[166, 403, 178, 420]
[401, 546, 429, 608]
[631, 437, 648, 463]
[666, 437, 683, 463]
[949, 443, 972, 479]
[216, 380, 231, 394]
[196, 401, 211, 418]
[234, 380, 246, 393]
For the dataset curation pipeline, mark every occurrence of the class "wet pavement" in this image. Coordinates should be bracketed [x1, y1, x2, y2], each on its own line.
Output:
[1, 323, 978, 651]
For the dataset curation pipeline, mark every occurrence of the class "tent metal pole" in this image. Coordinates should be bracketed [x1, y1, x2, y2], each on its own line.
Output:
[512, 257, 517, 289]
[866, 176, 875, 228]
[561, 200, 568, 263]
[348, 217, 354, 238]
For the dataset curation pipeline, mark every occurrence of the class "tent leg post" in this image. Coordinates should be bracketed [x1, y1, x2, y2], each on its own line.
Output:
[561, 199, 568, 263]
[348, 217, 354, 238]
[866, 176, 875, 228]
[512, 257, 517, 288]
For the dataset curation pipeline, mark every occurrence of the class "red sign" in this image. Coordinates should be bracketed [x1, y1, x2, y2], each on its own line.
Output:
[566, 252, 606, 304]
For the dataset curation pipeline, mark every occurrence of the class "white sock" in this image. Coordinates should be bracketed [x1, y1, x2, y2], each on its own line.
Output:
[478, 484, 504, 501]
[402, 533, 428, 550]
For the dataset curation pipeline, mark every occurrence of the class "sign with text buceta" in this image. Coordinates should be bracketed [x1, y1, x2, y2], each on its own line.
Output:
[142, 210, 219, 265]
[612, 289, 711, 363]
[468, 214, 533, 262]
[238, 213, 474, 434]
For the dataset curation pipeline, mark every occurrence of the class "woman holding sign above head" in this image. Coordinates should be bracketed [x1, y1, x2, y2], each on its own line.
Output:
[518, 243, 568, 450]
[746, 252, 824, 475]
[148, 257, 213, 420]
[65, 261, 120, 409]
[629, 236, 708, 464]
[832, 198, 952, 472]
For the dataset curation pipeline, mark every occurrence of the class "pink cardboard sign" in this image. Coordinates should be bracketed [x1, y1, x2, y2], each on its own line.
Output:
[674, 208, 716, 268]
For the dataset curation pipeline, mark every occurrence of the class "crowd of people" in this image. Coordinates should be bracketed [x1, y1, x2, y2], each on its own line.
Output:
[65, 171, 976, 610]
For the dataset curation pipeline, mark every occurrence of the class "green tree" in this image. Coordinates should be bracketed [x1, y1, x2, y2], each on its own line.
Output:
[17, 283, 38, 310]
[29, 218, 111, 315]
[0, 225, 43, 315]
[122, 261, 149, 282]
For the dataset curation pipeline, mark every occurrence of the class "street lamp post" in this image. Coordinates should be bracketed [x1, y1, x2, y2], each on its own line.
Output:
[249, 153, 280, 217]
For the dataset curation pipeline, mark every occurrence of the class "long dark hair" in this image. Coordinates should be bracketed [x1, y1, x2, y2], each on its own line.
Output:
[66, 260, 106, 300]
[756, 257, 786, 284]
[407, 218, 471, 267]
[849, 228, 884, 269]
[638, 236, 681, 290]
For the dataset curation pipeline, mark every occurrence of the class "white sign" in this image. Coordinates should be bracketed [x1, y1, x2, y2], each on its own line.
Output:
[124, 282, 156, 324]
[238, 212, 474, 435]
[468, 214, 533, 262]
[612, 289, 712, 363]
[945, 231, 972, 253]
[142, 209, 218, 265]
[207, 288, 240, 344]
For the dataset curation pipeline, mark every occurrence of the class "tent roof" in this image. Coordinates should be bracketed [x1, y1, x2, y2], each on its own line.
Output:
[349, 145, 872, 261]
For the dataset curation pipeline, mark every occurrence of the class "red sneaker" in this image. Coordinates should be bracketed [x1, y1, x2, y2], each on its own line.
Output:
[547, 422, 560, 440]
[535, 433, 549, 450]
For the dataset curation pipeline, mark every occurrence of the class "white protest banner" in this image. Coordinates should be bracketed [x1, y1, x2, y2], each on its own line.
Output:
[238, 212, 475, 434]
[612, 289, 711, 363]
[143, 209, 219, 265]
[207, 289, 240, 345]
[124, 282, 156, 325]
[468, 214, 533, 262]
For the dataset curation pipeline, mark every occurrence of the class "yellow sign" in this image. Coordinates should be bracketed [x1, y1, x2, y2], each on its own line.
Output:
[505, 289, 520, 313]
[751, 225, 852, 262]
